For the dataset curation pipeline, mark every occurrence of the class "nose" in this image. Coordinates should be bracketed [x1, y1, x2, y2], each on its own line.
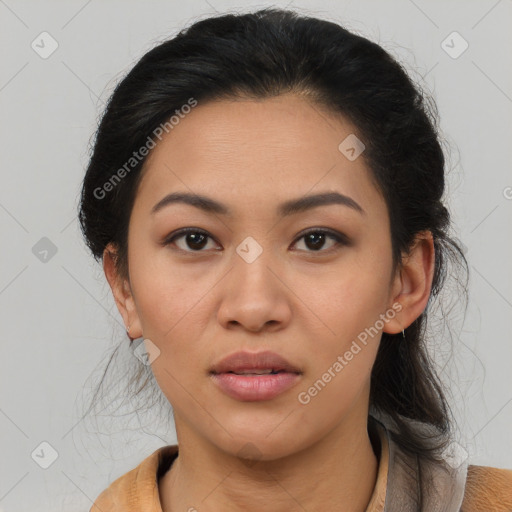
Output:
[216, 249, 292, 333]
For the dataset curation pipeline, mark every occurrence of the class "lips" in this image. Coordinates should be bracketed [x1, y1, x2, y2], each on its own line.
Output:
[209, 350, 302, 375]
[209, 350, 302, 401]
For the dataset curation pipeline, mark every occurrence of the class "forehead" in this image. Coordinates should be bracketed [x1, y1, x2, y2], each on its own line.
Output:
[135, 94, 386, 221]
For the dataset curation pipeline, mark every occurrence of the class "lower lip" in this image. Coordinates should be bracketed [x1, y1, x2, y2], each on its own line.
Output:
[210, 372, 301, 401]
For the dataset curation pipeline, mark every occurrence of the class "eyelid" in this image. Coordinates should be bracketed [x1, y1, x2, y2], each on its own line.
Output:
[162, 227, 219, 250]
[162, 226, 350, 253]
[293, 227, 351, 248]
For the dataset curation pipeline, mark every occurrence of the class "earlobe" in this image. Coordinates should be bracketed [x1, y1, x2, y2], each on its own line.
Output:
[383, 231, 435, 335]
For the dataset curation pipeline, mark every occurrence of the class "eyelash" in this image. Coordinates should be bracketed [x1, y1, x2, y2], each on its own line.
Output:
[162, 227, 350, 255]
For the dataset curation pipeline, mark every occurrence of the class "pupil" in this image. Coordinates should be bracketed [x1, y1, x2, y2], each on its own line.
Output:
[306, 232, 325, 251]
[185, 232, 326, 251]
[187, 232, 207, 250]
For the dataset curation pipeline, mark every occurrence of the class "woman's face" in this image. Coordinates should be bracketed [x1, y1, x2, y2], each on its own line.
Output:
[111, 94, 405, 460]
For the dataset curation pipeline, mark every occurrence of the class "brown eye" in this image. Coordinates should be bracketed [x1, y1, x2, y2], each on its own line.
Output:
[164, 228, 218, 252]
[163, 227, 349, 254]
[293, 229, 349, 253]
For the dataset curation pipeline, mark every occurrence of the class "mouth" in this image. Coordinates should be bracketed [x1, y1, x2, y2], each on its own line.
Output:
[221, 369, 286, 375]
[209, 349, 302, 375]
[209, 350, 302, 401]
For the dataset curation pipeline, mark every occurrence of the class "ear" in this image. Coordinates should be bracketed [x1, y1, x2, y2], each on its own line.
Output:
[103, 242, 142, 339]
[383, 230, 435, 334]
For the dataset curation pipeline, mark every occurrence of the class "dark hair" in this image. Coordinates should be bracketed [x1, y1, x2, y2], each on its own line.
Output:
[78, 7, 468, 463]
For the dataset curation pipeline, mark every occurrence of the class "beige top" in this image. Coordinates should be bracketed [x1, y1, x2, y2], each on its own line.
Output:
[90, 422, 512, 512]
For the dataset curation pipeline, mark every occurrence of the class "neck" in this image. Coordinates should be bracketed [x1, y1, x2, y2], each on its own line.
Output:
[160, 417, 379, 512]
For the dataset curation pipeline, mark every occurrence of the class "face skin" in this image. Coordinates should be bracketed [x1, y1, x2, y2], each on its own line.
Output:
[103, 93, 434, 512]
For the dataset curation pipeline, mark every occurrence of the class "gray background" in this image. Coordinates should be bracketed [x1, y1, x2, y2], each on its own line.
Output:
[1, 0, 511, 510]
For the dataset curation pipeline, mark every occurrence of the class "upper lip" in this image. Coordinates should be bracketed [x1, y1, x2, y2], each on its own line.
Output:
[210, 350, 302, 374]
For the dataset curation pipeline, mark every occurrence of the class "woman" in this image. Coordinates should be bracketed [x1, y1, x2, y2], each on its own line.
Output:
[79, 8, 512, 511]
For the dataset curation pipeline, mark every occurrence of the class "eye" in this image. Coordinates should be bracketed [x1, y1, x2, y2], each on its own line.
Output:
[163, 227, 349, 254]
[292, 228, 349, 254]
[163, 228, 219, 253]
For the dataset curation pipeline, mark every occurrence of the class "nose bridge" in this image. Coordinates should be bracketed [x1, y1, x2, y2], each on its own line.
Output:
[217, 235, 289, 331]
[232, 234, 278, 293]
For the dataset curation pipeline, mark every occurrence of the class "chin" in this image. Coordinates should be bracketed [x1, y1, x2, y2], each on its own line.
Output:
[213, 428, 308, 463]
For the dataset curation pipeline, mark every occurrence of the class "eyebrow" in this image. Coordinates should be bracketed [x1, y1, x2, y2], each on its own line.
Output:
[151, 191, 365, 217]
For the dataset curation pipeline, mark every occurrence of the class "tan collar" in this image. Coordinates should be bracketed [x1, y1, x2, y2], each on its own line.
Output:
[89, 422, 392, 512]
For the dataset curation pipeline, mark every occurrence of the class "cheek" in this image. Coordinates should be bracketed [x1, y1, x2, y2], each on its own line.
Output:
[128, 254, 212, 369]
[295, 274, 387, 414]
[129, 243, 202, 334]
[313, 262, 392, 333]
[308, 285, 383, 381]
[299, 259, 391, 383]
[295, 339, 378, 436]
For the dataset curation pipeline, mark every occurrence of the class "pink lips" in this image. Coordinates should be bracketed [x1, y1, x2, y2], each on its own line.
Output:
[209, 350, 302, 401]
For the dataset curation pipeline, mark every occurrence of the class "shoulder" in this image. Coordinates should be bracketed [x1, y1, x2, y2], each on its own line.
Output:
[461, 464, 512, 512]
[89, 463, 141, 512]
[89, 445, 179, 512]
